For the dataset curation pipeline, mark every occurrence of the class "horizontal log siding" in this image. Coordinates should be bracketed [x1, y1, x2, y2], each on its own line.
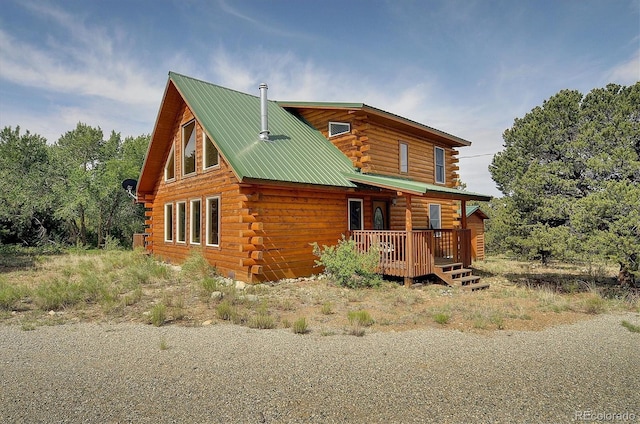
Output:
[146, 103, 256, 282]
[361, 124, 460, 185]
[467, 214, 486, 261]
[292, 109, 363, 167]
[246, 186, 348, 281]
[291, 108, 461, 231]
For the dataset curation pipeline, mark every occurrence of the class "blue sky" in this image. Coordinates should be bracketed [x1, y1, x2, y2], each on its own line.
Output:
[1, 0, 638, 196]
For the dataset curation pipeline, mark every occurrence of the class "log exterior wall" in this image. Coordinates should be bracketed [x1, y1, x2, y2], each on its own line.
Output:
[293, 108, 462, 231]
[144, 104, 257, 281]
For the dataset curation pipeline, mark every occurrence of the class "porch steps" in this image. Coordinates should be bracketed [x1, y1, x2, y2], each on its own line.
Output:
[434, 263, 489, 291]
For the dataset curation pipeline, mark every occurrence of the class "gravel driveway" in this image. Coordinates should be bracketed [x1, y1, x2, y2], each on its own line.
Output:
[1, 313, 639, 423]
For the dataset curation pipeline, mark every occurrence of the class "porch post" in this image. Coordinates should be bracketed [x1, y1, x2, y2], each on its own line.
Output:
[461, 200, 467, 229]
[404, 194, 413, 286]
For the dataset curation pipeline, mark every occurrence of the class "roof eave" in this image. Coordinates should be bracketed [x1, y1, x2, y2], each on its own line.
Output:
[137, 77, 178, 198]
[279, 102, 472, 147]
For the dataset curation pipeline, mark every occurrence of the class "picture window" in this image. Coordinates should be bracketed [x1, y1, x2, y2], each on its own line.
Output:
[183, 120, 196, 175]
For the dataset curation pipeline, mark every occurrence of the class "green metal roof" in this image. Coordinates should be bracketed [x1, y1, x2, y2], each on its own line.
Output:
[170, 72, 356, 187]
[345, 173, 493, 201]
[466, 205, 480, 216]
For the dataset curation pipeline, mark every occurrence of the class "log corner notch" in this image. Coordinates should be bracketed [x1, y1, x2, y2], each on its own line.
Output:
[239, 220, 264, 276]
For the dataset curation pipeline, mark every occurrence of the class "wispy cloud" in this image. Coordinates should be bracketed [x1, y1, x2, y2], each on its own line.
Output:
[217, 0, 316, 40]
[0, 2, 167, 142]
[0, 3, 162, 106]
[604, 48, 640, 85]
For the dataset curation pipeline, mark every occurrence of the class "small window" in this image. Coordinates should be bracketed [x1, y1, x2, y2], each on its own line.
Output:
[190, 199, 201, 244]
[176, 201, 186, 243]
[164, 203, 174, 242]
[429, 204, 441, 230]
[399, 142, 408, 173]
[183, 120, 196, 175]
[435, 146, 445, 184]
[165, 146, 175, 181]
[206, 196, 220, 246]
[348, 199, 363, 231]
[329, 122, 350, 137]
[203, 133, 219, 169]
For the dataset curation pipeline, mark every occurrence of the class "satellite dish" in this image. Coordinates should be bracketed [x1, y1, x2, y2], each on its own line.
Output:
[121, 179, 138, 200]
[122, 179, 137, 191]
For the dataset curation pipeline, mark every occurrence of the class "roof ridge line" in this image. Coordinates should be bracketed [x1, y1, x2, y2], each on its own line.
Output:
[169, 71, 264, 101]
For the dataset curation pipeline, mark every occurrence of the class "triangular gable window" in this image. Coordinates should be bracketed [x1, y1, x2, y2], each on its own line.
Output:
[329, 122, 350, 137]
[204, 134, 219, 169]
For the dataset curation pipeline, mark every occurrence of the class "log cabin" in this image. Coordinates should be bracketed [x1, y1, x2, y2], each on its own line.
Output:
[136, 72, 492, 288]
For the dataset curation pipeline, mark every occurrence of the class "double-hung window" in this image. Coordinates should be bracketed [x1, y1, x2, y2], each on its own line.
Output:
[435, 146, 445, 184]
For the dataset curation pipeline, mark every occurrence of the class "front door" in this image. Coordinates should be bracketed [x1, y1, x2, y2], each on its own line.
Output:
[372, 200, 389, 230]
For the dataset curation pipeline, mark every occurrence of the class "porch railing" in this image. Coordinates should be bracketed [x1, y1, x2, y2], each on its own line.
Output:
[351, 229, 471, 278]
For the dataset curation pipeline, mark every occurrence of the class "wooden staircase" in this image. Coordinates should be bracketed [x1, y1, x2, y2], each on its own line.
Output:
[434, 262, 489, 291]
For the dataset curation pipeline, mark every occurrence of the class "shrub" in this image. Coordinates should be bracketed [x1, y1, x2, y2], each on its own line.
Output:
[433, 312, 451, 325]
[35, 279, 85, 310]
[159, 337, 169, 350]
[621, 320, 640, 333]
[149, 304, 167, 326]
[347, 309, 374, 327]
[348, 325, 366, 337]
[583, 294, 607, 314]
[312, 236, 382, 288]
[292, 317, 309, 334]
[200, 276, 220, 297]
[0, 281, 24, 310]
[248, 308, 275, 329]
[320, 302, 333, 315]
[181, 250, 217, 279]
[490, 312, 505, 330]
[216, 300, 236, 321]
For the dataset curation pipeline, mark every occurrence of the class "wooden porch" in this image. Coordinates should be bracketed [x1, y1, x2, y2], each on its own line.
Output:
[351, 229, 488, 290]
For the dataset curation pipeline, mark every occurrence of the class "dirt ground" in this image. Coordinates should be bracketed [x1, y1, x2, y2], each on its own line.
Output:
[2, 251, 637, 334]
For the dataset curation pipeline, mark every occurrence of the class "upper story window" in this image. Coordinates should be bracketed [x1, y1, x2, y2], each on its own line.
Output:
[165, 146, 175, 181]
[203, 133, 219, 169]
[435, 146, 445, 184]
[329, 122, 350, 137]
[399, 142, 408, 173]
[183, 120, 196, 175]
